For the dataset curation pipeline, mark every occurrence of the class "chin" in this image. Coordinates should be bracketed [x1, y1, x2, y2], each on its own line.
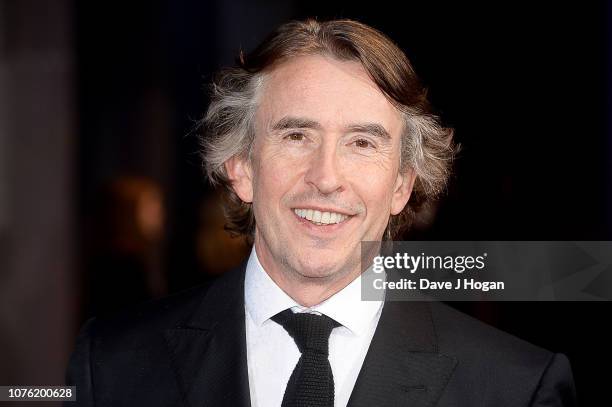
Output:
[291, 254, 354, 280]
[295, 265, 337, 279]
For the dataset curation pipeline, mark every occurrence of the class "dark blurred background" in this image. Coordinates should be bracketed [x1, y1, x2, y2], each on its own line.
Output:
[0, 0, 610, 405]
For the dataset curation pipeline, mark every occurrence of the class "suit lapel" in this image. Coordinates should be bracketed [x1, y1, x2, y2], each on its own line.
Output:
[164, 266, 251, 407]
[348, 301, 457, 407]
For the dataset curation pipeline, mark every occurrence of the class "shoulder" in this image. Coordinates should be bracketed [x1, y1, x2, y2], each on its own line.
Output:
[65, 281, 213, 403]
[428, 302, 575, 405]
[75, 283, 211, 368]
[430, 302, 552, 363]
[86, 265, 245, 347]
[66, 266, 247, 405]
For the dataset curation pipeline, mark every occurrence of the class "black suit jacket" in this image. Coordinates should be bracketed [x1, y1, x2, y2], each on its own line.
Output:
[66, 264, 576, 406]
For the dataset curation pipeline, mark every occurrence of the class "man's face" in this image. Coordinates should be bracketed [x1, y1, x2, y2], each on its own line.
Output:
[227, 55, 415, 281]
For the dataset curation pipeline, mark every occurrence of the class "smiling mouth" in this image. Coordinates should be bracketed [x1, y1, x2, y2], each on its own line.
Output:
[293, 208, 352, 226]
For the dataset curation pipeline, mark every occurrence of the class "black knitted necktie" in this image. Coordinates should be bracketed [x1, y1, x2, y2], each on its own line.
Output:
[272, 309, 340, 407]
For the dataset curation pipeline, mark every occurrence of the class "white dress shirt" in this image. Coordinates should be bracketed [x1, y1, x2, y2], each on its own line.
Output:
[244, 247, 384, 407]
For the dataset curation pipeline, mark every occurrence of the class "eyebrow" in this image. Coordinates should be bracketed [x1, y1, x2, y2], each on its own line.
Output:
[345, 123, 391, 140]
[271, 116, 391, 140]
[271, 116, 322, 131]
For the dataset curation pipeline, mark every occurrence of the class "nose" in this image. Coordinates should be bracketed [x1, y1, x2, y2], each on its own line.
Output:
[304, 142, 345, 195]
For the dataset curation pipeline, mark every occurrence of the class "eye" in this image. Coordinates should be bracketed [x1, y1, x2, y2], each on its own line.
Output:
[284, 132, 305, 142]
[353, 138, 374, 149]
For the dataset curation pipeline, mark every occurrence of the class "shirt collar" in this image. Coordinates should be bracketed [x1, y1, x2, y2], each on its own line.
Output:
[244, 247, 383, 336]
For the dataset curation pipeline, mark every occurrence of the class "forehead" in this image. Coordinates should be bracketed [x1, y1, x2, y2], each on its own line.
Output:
[256, 55, 402, 136]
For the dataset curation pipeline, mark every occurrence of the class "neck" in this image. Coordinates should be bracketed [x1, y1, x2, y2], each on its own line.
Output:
[254, 240, 360, 307]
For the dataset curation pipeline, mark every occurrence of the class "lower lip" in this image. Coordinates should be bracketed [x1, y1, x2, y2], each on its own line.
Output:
[291, 211, 354, 234]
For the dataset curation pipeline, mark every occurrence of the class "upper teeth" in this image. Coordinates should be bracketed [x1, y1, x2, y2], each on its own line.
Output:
[294, 209, 349, 225]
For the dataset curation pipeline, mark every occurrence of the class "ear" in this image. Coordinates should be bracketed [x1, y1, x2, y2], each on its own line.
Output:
[390, 168, 417, 215]
[224, 155, 254, 203]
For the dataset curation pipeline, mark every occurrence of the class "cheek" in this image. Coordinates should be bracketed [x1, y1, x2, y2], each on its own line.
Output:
[254, 150, 301, 200]
[350, 168, 396, 214]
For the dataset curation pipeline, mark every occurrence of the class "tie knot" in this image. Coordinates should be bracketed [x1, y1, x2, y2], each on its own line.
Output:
[272, 309, 340, 354]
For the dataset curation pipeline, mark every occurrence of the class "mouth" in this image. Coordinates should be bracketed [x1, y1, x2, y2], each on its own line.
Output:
[292, 208, 353, 226]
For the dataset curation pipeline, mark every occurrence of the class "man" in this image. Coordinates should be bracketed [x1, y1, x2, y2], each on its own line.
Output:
[67, 19, 576, 406]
